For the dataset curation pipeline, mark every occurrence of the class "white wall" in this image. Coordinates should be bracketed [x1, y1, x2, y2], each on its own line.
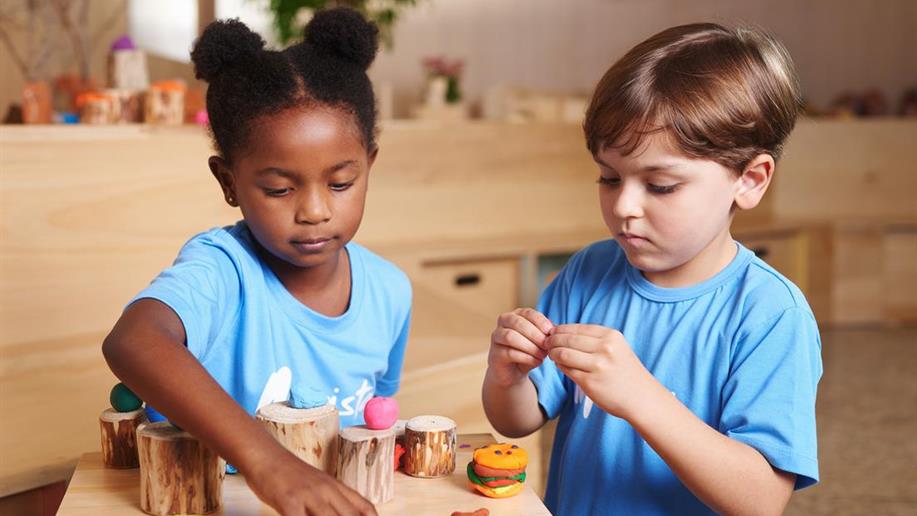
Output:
[369, 0, 917, 117]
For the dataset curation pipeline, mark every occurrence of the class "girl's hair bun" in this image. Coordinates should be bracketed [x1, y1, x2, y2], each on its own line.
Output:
[304, 7, 379, 70]
[191, 19, 265, 82]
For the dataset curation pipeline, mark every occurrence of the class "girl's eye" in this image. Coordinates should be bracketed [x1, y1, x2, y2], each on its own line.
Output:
[330, 182, 354, 192]
[597, 176, 620, 186]
[647, 183, 679, 194]
[265, 188, 290, 197]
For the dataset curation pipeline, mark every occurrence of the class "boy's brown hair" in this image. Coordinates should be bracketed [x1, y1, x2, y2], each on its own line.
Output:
[584, 23, 802, 172]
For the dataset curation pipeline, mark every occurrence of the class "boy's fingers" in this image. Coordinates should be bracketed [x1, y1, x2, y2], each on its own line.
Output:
[544, 333, 601, 352]
[499, 345, 545, 369]
[549, 346, 595, 372]
[497, 312, 550, 348]
[335, 482, 377, 516]
[552, 323, 612, 337]
[513, 307, 554, 335]
[493, 328, 546, 359]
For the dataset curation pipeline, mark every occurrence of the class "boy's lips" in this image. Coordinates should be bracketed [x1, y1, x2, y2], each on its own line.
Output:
[617, 232, 650, 247]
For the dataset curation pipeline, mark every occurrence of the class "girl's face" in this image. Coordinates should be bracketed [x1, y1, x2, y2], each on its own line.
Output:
[595, 130, 744, 288]
[214, 107, 375, 273]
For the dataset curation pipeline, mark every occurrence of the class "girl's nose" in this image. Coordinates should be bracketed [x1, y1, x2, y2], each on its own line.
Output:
[612, 182, 644, 220]
[295, 188, 332, 224]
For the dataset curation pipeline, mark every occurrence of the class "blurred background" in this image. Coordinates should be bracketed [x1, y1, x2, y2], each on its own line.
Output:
[1, 1, 915, 514]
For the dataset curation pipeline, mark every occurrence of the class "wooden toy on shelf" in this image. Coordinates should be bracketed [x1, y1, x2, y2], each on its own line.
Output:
[337, 425, 396, 505]
[137, 422, 225, 516]
[403, 415, 457, 478]
[99, 383, 147, 469]
[144, 81, 186, 125]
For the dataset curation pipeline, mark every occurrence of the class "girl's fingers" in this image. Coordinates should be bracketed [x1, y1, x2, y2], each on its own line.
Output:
[549, 346, 595, 372]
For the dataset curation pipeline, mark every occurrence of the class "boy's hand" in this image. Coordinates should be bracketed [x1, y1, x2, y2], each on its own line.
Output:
[487, 308, 554, 387]
[544, 324, 655, 420]
[245, 447, 377, 516]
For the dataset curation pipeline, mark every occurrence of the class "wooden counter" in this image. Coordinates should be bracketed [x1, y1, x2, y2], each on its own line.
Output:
[57, 433, 550, 516]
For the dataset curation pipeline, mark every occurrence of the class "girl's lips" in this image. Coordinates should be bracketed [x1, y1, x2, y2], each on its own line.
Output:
[292, 238, 332, 252]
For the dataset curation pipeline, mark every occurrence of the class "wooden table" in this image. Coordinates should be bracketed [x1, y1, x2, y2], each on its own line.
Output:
[57, 433, 550, 515]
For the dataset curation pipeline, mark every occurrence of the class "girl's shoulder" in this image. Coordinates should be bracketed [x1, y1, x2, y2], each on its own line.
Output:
[346, 241, 412, 297]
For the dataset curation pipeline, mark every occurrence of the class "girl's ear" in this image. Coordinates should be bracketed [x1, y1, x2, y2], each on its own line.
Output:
[209, 156, 238, 207]
[734, 154, 774, 210]
[366, 145, 379, 169]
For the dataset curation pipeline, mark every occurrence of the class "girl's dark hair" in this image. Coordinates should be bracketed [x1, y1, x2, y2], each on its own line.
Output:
[191, 8, 379, 163]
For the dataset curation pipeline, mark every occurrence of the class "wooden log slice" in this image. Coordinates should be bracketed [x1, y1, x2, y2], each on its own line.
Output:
[403, 415, 457, 478]
[137, 422, 225, 515]
[256, 402, 339, 474]
[99, 407, 147, 468]
[336, 426, 395, 505]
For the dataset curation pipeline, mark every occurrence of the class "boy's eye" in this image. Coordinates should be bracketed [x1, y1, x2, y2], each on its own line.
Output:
[597, 176, 620, 186]
[648, 183, 679, 194]
[330, 182, 354, 192]
[264, 188, 291, 197]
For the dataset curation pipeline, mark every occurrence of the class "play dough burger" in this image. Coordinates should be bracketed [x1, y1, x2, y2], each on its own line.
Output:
[467, 443, 527, 498]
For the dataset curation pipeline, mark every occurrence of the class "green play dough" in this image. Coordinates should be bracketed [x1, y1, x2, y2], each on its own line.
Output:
[110, 382, 142, 412]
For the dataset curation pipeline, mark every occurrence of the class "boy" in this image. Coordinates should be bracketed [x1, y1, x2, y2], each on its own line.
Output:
[482, 23, 821, 515]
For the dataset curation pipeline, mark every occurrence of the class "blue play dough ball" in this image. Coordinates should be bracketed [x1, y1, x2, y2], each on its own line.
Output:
[226, 463, 238, 475]
[289, 384, 327, 409]
[110, 383, 142, 412]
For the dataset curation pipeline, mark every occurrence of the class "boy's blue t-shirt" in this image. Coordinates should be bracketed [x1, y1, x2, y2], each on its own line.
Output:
[131, 221, 412, 428]
[529, 239, 822, 516]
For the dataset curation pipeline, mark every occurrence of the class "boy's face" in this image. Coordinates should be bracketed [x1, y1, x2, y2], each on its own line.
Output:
[213, 107, 374, 274]
[595, 130, 744, 288]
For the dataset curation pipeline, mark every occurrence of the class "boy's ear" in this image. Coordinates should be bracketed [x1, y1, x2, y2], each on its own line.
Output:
[366, 145, 379, 169]
[734, 154, 774, 210]
[208, 156, 238, 207]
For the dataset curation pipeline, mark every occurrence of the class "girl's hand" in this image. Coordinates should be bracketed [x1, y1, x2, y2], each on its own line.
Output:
[244, 447, 377, 516]
[544, 324, 656, 420]
[487, 308, 554, 387]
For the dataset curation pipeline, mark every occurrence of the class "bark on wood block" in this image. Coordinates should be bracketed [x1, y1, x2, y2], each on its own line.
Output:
[336, 426, 395, 505]
[137, 422, 225, 515]
[403, 415, 457, 478]
[256, 402, 339, 474]
[99, 408, 147, 468]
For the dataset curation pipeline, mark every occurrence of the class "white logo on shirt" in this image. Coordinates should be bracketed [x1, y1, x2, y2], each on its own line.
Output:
[574, 384, 595, 419]
[256, 368, 375, 418]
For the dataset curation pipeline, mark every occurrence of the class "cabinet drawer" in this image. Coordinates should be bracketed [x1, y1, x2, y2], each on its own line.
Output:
[415, 257, 519, 325]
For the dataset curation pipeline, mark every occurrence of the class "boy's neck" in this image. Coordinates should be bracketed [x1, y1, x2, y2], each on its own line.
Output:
[641, 229, 737, 289]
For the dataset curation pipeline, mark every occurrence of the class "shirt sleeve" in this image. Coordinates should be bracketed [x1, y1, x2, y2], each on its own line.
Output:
[375, 308, 411, 397]
[128, 236, 241, 361]
[720, 306, 823, 489]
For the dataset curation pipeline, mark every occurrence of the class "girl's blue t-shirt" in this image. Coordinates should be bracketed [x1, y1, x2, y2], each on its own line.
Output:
[131, 221, 412, 427]
[530, 239, 822, 516]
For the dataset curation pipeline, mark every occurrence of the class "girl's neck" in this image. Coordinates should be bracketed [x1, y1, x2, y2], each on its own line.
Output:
[261, 245, 352, 317]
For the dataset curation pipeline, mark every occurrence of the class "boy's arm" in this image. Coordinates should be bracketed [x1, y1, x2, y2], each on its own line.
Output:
[628, 379, 795, 515]
[481, 370, 545, 438]
[102, 298, 377, 516]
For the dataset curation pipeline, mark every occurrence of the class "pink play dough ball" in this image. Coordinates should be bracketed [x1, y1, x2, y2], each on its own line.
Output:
[364, 396, 399, 430]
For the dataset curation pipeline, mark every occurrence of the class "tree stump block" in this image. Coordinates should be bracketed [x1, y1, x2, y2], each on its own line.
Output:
[403, 415, 457, 478]
[256, 402, 339, 474]
[99, 407, 146, 468]
[137, 422, 225, 515]
[336, 426, 395, 505]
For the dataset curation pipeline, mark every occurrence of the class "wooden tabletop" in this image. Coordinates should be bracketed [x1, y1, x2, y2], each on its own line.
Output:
[57, 433, 550, 515]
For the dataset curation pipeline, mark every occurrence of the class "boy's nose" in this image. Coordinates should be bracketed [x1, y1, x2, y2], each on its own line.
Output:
[295, 189, 332, 224]
[612, 183, 644, 219]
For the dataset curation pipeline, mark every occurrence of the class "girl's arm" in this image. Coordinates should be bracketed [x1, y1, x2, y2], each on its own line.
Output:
[102, 298, 376, 516]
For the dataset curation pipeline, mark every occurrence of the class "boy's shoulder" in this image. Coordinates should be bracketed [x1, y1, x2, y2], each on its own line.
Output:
[738, 249, 813, 317]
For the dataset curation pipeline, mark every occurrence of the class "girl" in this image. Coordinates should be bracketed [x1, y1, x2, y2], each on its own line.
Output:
[102, 9, 409, 516]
